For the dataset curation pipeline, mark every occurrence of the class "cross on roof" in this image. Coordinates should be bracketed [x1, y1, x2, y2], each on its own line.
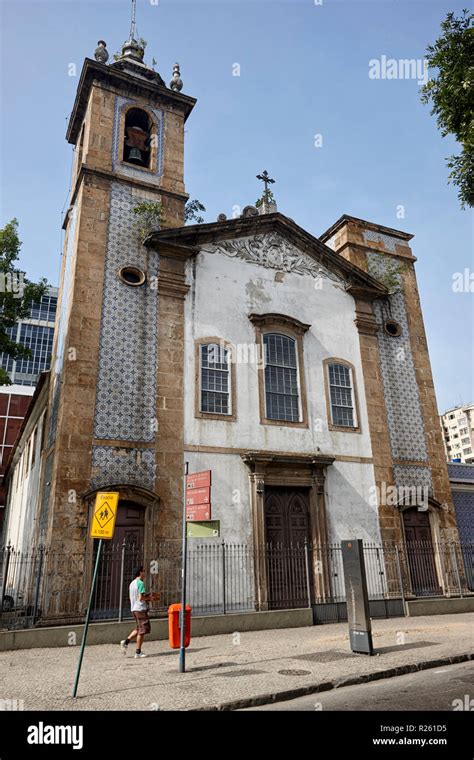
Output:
[256, 170, 275, 201]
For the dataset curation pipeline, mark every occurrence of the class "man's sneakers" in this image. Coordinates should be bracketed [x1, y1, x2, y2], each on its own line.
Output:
[120, 640, 146, 658]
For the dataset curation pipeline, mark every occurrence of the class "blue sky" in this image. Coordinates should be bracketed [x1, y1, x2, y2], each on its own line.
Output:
[0, 0, 472, 412]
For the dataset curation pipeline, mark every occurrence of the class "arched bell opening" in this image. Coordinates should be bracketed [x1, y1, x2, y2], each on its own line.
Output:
[123, 107, 153, 168]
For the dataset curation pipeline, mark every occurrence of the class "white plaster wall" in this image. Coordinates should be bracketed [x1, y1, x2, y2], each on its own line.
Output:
[182, 239, 380, 547]
[4, 415, 44, 554]
[184, 451, 252, 543]
[182, 456, 382, 547]
[184, 247, 373, 458]
[183, 451, 255, 612]
[325, 461, 381, 543]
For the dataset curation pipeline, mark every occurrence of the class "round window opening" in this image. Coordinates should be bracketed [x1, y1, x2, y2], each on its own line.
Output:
[119, 266, 146, 287]
[384, 319, 402, 337]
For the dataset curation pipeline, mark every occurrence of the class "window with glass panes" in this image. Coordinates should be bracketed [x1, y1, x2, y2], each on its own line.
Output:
[0, 327, 16, 374]
[263, 333, 300, 422]
[200, 343, 230, 414]
[328, 363, 355, 427]
[0, 294, 57, 385]
[29, 295, 58, 322]
[14, 325, 54, 378]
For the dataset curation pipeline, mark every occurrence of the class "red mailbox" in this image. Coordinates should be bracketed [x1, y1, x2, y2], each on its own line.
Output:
[168, 603, 191, 649]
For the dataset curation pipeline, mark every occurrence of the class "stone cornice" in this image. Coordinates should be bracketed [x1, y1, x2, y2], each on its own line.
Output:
[92, 439, 155, 449]
[336, 239, 417, 263]
[63, 164, 189, 228]
[354, 316, 380, 336]
[320, 214, 413, 244]
[155, 243, 194, 298]
[157, 273, 190, 299]
[346, 283, 388, 301]
[241, 451, 335, 469]
[151, 241, 197, 261]
[249, 312, 311, 335]
[63, 165, 189, 229]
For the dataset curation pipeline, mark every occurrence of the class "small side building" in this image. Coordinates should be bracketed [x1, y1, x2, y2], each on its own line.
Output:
[448, 462, 474, 591]
[1, 372, 50, 555]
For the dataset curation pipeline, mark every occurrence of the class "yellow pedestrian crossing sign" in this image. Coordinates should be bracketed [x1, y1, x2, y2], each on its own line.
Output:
[90, 492, 119, 539]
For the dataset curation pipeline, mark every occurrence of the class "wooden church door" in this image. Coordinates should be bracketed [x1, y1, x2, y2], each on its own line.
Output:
[264, 487, 311, 609]
[403, 508, 440, 596]
[93, 502, 145, 619]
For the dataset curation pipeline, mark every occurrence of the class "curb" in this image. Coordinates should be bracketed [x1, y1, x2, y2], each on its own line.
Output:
[192, 652, 474, 711]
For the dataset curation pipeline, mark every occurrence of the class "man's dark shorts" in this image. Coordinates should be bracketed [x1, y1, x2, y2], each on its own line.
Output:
[133, 611, 151, 635]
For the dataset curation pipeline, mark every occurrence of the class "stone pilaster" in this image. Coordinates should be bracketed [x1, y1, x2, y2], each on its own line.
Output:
[401, 264, 458, 537]
[353, 297, 402, 544]
[154, 243, 194, 539]
[45, 173, 110, 551]
[323, 215, 459, 545]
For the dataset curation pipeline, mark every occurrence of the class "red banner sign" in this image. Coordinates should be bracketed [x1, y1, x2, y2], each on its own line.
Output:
[186, 470, 212, 522]
[186, 504, 211, 522]
[186, 470, 211, 490]
[186, 487, 210, 506]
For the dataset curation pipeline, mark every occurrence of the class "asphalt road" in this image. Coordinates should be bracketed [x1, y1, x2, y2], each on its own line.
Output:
[244, 660, 474, 711]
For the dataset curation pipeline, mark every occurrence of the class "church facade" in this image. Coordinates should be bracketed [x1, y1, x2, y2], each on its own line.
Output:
[2, 35, 462, 613]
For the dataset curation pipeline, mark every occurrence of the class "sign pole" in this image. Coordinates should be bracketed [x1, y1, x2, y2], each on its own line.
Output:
[72, 538, 103, 698]
[179, 462, 189, 673]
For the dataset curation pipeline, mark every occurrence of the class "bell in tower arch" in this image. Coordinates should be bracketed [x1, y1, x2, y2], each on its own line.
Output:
[125, 125, 148, 164]
[123, 108, 152, 168]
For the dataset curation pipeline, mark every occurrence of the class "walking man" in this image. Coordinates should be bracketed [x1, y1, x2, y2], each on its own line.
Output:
[120, 565, 157, 658]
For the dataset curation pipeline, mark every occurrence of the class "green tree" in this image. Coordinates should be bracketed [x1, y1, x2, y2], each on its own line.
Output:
[420, 10, 474, 207]
[132, 201, 164, 242]
[255, 189, 276, 207]
[133, 198, 206, 242]
[0, 219, 48, 385]
[184, 199, 206, 224]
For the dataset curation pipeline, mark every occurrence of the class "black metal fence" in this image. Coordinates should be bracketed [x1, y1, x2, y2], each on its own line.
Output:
[1, 540, 472, 630]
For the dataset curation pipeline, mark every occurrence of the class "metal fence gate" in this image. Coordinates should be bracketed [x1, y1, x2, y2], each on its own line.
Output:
[1, 540, 472, 630]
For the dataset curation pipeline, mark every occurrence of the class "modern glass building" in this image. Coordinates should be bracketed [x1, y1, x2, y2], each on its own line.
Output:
[0, 289, 58, 386]
[0, 287, 58, 514]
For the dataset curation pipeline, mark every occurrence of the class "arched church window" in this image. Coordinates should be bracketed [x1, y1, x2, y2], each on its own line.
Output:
[200, 343, 231, 415]
[263, 333, 300, 422]
[249, 313, 310, 428]
[195, 338, 236, 420]
[123, 108, 152, 168]
[323, 359, 360, 431]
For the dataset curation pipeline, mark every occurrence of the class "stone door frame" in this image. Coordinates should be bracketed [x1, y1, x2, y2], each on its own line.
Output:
[241, 451, 334, 610]
[399, 496, 454, 598]
[81, 483, 160, 612]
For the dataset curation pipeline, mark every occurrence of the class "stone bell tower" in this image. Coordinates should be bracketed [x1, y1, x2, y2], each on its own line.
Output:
[320, 215, 458, 546]
[41, 30, 196, 553]
[68, 35, 195, 227]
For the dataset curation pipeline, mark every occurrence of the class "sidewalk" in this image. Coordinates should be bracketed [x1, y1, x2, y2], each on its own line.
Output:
[0, 613, 472, 711]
